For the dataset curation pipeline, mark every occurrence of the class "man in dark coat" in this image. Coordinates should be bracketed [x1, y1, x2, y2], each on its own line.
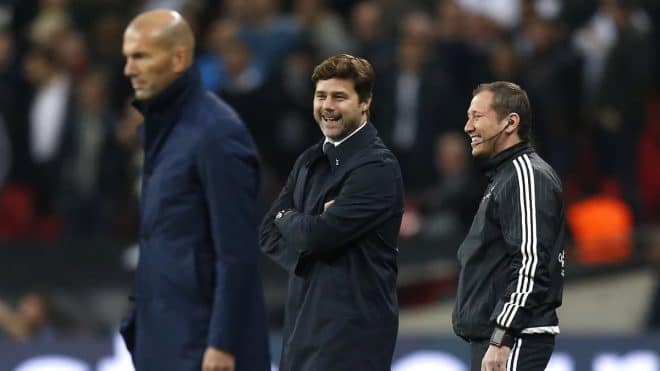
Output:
[119, 10, 270, 371]
[260, 54, 405, 371]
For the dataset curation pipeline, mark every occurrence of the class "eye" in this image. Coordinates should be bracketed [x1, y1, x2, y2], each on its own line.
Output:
[131, 52, 148, 60]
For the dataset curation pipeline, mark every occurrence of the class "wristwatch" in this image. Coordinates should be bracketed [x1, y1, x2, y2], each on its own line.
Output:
[275, 209, 293, 221]
[489, 326, 515, 348]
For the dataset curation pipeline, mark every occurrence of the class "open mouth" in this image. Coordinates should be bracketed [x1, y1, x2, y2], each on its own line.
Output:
[322, 114, 341, 123]
[321, 114, 343, 130]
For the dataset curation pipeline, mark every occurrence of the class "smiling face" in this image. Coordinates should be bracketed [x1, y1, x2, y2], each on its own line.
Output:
[465, 90, 514, 158]
[313, 77, 370, 141]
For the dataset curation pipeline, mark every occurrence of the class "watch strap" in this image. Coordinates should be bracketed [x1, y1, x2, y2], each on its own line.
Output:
[489, 326, 515, 348]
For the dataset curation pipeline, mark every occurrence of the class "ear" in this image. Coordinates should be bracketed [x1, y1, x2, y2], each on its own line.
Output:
[171, 46, 189, 73]
[505, 113, 520, 134]
[361, 96, 372, 115]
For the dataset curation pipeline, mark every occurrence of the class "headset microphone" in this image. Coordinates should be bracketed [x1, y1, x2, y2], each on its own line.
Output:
[473, 120, 513, 145]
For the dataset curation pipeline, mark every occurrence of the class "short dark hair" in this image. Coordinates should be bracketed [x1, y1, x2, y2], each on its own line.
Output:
[473, 81, 532, 141]
[311, 54, 375, 103]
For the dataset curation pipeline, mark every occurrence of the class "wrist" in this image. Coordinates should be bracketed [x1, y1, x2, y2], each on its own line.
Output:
[489, 326, 515, 348]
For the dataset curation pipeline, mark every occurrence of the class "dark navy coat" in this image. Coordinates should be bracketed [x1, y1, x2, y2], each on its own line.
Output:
[120, 68, 270, 371]
[260, 123, 404, 371]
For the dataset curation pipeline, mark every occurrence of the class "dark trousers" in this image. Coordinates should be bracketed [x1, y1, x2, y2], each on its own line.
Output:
[470, 334, 555, 371]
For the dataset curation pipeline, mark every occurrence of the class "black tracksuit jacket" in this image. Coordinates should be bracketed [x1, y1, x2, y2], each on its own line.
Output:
[453, 142, 566, 341]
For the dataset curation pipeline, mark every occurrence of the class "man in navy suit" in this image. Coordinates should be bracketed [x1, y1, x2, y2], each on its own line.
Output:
[119, 9, 270, 371]
[260, 54, 405, 370]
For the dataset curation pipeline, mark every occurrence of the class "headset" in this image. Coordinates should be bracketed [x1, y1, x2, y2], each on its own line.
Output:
[473, 119, 514, 145]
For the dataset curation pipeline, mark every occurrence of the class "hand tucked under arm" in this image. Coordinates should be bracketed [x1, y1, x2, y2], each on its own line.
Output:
[274, 160, 402, 256]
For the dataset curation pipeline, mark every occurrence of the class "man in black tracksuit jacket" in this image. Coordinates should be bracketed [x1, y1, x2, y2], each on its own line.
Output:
[453, 81, 566, 371]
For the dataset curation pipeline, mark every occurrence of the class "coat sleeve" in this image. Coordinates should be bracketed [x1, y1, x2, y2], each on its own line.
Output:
[258, 157, 303, 272]
[490, 156, 563, 333]
[274, 158, 402, 259]
[196, 124, 262, 354]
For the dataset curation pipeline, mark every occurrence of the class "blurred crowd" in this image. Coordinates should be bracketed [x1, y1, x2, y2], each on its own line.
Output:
[0, 0, 658, 341]
[0, 0, 658, 244]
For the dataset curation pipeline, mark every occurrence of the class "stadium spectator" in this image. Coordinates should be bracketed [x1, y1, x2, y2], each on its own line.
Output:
[416, 132, 484, 241]
[0, 293, 56, 342]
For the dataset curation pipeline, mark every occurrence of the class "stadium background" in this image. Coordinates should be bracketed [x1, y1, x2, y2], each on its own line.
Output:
[0, 0, 658, 370]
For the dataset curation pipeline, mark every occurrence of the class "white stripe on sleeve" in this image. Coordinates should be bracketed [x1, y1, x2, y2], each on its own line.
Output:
[497, 154, 538, 328]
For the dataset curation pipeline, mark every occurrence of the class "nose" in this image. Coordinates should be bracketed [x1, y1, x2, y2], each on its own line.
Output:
[464, 117, 474, 133]
[321, 97, 335, 112]
[124, 58, 136, 77]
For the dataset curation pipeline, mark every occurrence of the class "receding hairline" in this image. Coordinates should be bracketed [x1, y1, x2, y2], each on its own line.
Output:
[125, 9, 195, 51]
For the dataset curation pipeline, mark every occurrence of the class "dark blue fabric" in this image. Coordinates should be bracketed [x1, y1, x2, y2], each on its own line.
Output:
[260, 123, 405, 371]
[121, 67, 270, 371]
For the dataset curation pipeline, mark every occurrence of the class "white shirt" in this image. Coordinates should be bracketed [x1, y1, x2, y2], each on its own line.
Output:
[392, 72, 419, 150]
[30, 74, 71, 163]
[457, 0, 521, 28]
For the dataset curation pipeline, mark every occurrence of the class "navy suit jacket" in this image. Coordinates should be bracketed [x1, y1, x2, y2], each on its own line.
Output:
[120, 67, 270, 371]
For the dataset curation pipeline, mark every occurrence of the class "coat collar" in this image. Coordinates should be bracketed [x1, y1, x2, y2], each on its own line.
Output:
[304, 122, 378, 170]
[483, 141, 534, 180]
[134, 67, 201, 150]
[132, 67, 201, 117]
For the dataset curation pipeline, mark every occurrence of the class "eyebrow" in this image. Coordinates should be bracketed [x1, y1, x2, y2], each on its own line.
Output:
[315, 90, 349, 96]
